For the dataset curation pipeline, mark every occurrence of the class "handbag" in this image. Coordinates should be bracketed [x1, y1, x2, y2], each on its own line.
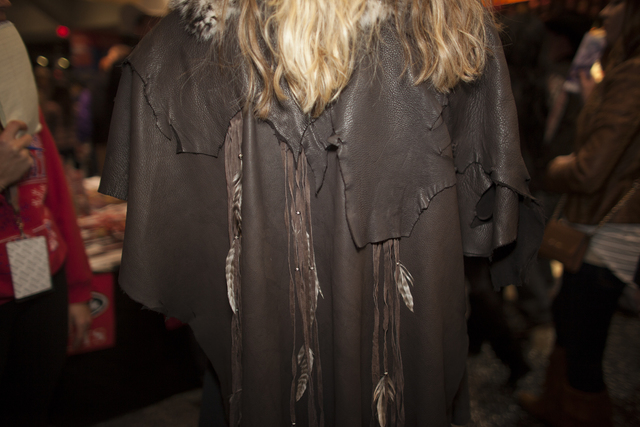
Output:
[539, 180, 640, 274]
[538, 217, 590, 274]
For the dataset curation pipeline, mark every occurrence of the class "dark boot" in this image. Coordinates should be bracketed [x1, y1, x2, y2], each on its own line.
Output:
[559, 382, 613, 427]
[518, 346, 566, 425]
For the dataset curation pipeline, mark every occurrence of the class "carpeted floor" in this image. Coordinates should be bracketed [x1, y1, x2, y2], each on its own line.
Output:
[91, 389, 203, 427]
[467, 313, 640, 426]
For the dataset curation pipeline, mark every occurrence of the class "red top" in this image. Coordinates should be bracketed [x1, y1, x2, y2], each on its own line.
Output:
[0, 111, 92, 304]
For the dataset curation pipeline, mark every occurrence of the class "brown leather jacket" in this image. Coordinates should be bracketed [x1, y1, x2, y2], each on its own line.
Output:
[546, 47, 640, 225]
[99, 4, 542, 426]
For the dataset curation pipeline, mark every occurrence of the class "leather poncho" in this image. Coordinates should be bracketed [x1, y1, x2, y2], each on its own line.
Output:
[99, 2, 544, 426]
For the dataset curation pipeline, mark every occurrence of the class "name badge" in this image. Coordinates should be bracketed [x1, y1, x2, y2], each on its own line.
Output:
[6, 236, 53, 300]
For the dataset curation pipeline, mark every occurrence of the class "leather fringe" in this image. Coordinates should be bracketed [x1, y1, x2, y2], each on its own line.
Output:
[225, 113, 244, 426]
[371, 239, 407, 427]
[282, 144, 324, 427]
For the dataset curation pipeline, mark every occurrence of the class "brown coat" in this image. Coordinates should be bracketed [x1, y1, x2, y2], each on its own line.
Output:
[546, 48, 640, 225]
[99, 4, 543, 426]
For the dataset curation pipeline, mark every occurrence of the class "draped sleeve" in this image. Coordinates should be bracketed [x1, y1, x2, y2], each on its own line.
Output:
[98, 12, 241, 320]
[446, 24, 545, 289]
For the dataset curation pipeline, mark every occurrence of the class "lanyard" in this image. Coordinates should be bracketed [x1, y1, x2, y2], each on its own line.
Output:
[0, 121, 27, 238]
[9, 186, 26, 238]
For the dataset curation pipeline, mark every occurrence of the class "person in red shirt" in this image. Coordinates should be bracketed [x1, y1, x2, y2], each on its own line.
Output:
[0, 2, 93, 424]
[0, 118, 93, 426]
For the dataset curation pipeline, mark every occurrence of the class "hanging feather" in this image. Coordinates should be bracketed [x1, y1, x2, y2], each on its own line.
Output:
[395, 261, 414, 312]
[314, 263, 324, 299]
[231, 170, 243, 233]
[296, 346, 315, 401]
[283, 145, 324, 425]
[306, 231, 324, 300]
[225, 139, 243, 315]
[225, 244, 237, 313]
[373, 374, 396, 427]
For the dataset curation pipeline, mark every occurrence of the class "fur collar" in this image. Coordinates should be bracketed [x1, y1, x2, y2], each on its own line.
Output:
[169, 0, 238, 41]
[169, 0, 391, 41]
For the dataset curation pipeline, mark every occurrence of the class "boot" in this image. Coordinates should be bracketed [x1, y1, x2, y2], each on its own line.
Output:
[559, 382, 613, 427]
[518, 346, 566, 425]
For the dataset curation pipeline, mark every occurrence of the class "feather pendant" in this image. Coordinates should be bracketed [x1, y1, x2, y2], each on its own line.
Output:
[225, 244, 237, 313]
[315, 267, 324, 299]
[231, 171, 242, 232]
[395, 262, 414, 312]
[296, 346, 315, 401]
[373, 374, 396, 427]
[306, 232, 324, 300]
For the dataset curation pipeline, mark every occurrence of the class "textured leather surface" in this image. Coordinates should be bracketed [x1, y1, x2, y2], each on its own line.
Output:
[99, 10, 543, 426]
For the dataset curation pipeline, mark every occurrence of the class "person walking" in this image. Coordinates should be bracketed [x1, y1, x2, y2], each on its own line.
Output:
[519, 1, 640, 426]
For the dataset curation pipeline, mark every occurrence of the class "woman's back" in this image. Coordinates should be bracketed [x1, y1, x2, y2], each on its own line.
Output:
[99, 1, 543, 425]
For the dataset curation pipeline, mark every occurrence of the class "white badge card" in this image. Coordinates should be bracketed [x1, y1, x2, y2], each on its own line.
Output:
[6, 236, 53, 300]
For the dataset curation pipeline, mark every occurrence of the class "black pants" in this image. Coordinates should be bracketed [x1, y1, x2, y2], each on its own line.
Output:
[465, 257, 528, 381]
[0, 267, 69, 426]
[553, 263, 625, 393]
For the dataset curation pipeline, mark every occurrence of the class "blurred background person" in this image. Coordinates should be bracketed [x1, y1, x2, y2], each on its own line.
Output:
[519, 1, 640, 426]
[91, 44, 132, 177]
[0, 3, 93, 425]
[498, 0, 555, 334]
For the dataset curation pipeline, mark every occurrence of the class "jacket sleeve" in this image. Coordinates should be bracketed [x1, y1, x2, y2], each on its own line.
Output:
[40, 110, 92, 303]
[446, 22, 545, 289]
[546, 59, 640, 194]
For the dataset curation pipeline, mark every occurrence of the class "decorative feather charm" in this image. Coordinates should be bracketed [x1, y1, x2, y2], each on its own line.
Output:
[395, 262, 414, 312]
[314, 264, 324, 299]
[226, 166, 242, 314]
[225, 244, 237, 313]
[306, 231, 324, 300]
[373, 374, 396, 427]
[296, 346, 315, 401]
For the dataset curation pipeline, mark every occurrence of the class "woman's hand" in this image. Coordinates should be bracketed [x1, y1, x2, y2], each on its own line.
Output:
[0, 120, 33, 191]
[68, 302, 93, 350]
[547, 153, 576, 177]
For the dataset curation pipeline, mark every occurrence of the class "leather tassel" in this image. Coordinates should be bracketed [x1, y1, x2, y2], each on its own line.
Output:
[391, 241, 406, 425]
[371, 240, 406, 427]
[372, 244, 382, 388]
[225, 113, 244, 427]
[283, 144, 324, 427]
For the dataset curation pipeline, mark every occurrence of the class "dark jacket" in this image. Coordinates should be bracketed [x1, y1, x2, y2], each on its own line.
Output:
[546, 46, 640, 224]
[99, 4, 542, 426]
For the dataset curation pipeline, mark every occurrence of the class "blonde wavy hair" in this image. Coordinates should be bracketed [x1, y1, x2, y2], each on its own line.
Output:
[219, 0, 490, 118]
